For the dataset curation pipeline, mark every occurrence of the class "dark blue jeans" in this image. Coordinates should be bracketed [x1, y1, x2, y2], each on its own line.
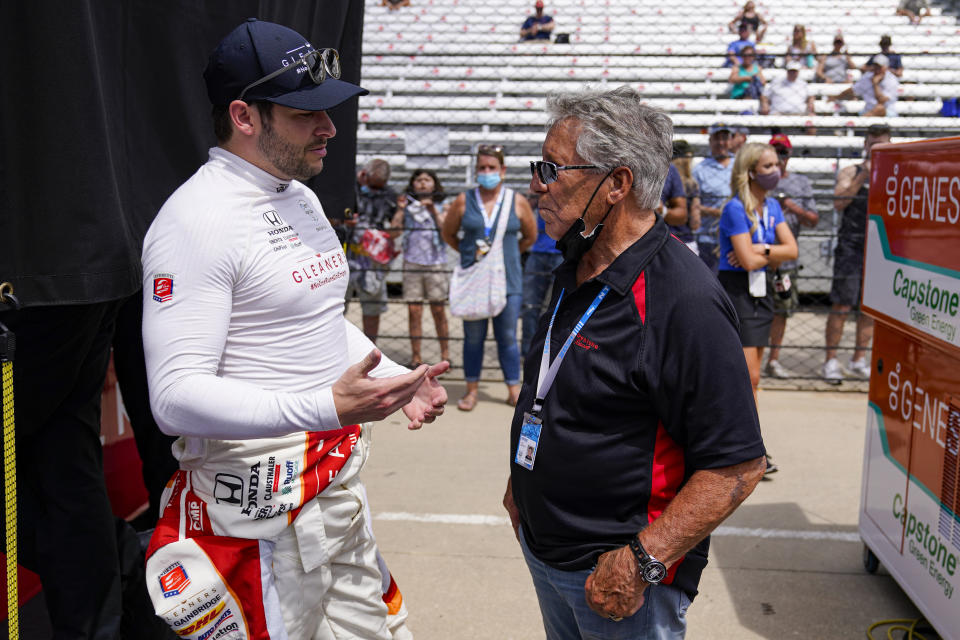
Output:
[462, 293, 522, 384]
[520, 529, 690, 639]
[521, 252, 564, 357]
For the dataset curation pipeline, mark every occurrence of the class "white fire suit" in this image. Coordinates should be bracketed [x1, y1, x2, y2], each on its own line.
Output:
[141, 147, 410, 639]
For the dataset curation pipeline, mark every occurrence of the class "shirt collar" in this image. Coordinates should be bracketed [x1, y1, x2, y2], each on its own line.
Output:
[555, 216, 670, 296]
[208, 147, 293, 194]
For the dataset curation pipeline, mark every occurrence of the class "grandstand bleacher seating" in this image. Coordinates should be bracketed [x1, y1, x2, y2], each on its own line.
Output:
[357, 0, 960, 255]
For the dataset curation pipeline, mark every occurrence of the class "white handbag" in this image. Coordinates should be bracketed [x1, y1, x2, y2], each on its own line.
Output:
[449, 189, 512, 320]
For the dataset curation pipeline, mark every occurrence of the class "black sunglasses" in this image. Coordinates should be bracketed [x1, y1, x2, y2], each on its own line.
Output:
[239, 48, 341, 101]
[529, 161, 599, 185]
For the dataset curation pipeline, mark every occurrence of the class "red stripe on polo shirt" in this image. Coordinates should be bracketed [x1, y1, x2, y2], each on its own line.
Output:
[631, 271, 647, 323]
[648, 421, 686, 584]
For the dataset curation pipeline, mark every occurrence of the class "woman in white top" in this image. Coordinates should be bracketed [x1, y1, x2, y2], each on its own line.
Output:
[785, 24, 817, 68]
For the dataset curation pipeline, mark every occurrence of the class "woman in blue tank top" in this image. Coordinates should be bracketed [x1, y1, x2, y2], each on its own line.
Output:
[441, 146, 537, 411]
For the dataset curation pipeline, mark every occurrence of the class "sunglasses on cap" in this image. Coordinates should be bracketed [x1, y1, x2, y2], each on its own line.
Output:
[529, 160, 599, 185]
[477, 144, 506, 163]
[239, 48, 341, 101]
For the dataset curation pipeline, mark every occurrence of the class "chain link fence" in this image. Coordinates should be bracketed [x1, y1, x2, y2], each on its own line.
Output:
[349, 0, 960, 389]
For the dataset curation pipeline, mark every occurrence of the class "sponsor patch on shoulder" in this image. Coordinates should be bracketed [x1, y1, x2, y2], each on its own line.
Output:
[152, 273, 175, 303]
[159, 561, 191, 598]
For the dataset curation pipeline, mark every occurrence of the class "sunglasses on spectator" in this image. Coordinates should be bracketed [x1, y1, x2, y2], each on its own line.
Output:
[776, 148, 791, 158]
[529, 161, 599, 185]
[239, 48, 341, 101]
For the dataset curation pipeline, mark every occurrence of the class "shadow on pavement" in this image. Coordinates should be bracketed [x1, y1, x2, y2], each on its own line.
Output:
[708, 502, 934, 639]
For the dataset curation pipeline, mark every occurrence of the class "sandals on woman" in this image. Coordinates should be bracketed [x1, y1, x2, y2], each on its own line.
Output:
[457, 391, 479, 411]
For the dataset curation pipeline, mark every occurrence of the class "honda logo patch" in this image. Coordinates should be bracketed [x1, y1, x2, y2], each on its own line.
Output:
[214, 474, 244, 506]
[262, 210, 284, 226]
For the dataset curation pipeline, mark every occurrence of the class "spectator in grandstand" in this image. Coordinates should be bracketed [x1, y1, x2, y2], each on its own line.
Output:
[865, 35, 904, 78]
[760, 60, 815, 116]
[730, 126, 749, 155]
[442, 145, 536, 410]
[831, 54, 899, 117]
[520, 191, 564, 356]
[382, 0, 412, 9]
[347, 158, 398, 342]
[728, 1, 767, 41]
[764, 134, 819, 379]
[897, 0, 932, 24]
[784, 24, 817, 69]
[815, 34, 856, 84]
[693, 123, 734, 274]
[719, 142, 797, 474]
[520, 1, 555, 41]
[729, 46, 766, 100]
[670, 140, 701, 254]
[725, 22, 755, 67]
[822, 124, 891, 383]
[391, 169, 452, 367]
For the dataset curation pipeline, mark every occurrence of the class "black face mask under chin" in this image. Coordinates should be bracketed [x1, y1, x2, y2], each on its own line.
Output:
[555, 169, 615, 262]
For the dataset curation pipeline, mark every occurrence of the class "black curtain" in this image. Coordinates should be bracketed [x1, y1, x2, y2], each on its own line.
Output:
[1, 0, 364, 269]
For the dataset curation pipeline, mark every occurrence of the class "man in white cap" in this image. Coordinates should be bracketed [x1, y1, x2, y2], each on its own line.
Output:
[832, 54, 899, 117]
[760, 61, 815, 115]
[140, 18, 447, 640]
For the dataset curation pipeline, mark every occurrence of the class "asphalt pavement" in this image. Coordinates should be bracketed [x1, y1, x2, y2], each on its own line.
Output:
[12, 386, 935, 639]
[362, 384, 934, 640]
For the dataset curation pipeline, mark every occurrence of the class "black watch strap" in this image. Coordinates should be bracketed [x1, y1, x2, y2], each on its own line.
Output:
[629, 537, 668, 585]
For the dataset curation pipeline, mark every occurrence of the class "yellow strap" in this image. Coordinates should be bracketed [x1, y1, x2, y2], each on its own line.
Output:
[2, 360, 16, 637]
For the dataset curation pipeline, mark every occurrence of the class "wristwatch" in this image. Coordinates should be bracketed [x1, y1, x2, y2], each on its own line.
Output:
[764, 243, 771, 256]
[628, 537, 667, 584]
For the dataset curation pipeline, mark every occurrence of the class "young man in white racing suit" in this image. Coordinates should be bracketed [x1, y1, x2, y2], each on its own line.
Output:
[140, 19, 447, 640]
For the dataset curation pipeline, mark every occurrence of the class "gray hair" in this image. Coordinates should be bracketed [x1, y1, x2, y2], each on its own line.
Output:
[546, 86, 673, 210]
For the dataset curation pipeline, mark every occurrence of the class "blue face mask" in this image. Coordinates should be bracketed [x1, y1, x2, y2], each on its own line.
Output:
[477, 172, 502, 190]
[359, 184, 372, 195]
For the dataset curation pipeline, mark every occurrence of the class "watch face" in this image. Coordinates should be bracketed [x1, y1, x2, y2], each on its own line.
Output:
[643, 561, 667, 584]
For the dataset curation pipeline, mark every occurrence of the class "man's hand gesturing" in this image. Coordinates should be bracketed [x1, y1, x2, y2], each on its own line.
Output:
[333, 349, 429, 426]
[401, 361, 450, 429]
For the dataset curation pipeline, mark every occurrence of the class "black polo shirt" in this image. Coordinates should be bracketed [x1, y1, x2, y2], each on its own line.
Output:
[510, 216, 765, 599]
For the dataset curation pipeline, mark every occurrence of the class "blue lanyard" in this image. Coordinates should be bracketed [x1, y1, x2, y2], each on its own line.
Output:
[533, 285, 611, 416]
[753, 205, 772, 244]
[474, 187, 506, 241]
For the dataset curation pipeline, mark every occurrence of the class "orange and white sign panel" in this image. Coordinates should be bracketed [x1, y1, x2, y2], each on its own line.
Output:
[862, 137, 960, 351]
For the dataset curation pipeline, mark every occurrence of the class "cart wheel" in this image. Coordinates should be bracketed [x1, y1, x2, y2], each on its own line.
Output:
[863, 544, 879, 574]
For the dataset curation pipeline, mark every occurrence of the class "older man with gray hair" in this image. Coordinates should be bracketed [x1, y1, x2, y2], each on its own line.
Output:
[503, 86, 767, 638]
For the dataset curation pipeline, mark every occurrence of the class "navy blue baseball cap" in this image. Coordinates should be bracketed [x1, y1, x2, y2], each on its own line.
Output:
[203, 18, 368, 110]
